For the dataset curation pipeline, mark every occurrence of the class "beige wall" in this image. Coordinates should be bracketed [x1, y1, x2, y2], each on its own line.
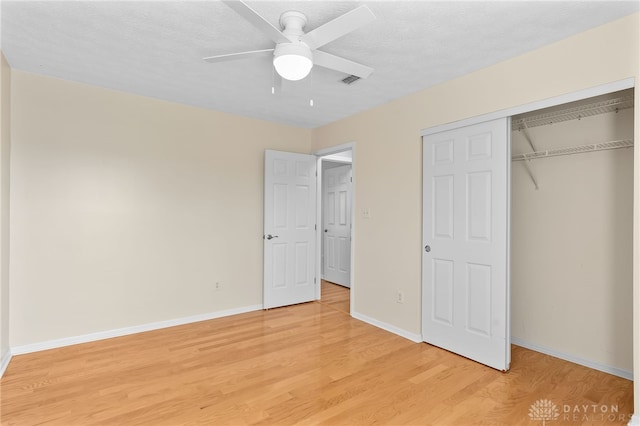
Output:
[312, 11, 639, 406]
[0, 52, 11, 360]
[9, 71, 311, 346]
[511, 109, 634, 373]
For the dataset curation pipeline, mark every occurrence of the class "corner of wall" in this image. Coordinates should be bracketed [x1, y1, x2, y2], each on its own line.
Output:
[0, 50, 12, 373]
[634, 32, 640, 423]
[0, 348, 11, 378]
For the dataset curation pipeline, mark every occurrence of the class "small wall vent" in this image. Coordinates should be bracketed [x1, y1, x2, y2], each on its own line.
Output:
[341, 75, 361, 85]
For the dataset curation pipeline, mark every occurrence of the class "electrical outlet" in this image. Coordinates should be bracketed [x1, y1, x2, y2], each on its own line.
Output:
[396, 290, 404, 304]
[215, 282, 222, 291]
[363, 208, 371, 219]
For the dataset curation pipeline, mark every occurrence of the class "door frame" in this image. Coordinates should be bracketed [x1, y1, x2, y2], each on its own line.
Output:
[314, 142, 356, 315]
[420, 78, 635, 373]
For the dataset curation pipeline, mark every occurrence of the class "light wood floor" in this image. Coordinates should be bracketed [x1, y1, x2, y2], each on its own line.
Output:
[319, 280, 350, 314]
[1, 292, 633, 425]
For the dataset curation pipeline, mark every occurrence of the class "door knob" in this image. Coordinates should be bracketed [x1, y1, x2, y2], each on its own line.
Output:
[264, 234, 279, 240]
[424, 245, 431, 253]
[324, 229, 328, 232]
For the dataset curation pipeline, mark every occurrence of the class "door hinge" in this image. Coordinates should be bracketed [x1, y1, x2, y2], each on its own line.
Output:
[350, 177, 353, 182]
[314, 277, 317, 284]
[315, 224, 317, 231]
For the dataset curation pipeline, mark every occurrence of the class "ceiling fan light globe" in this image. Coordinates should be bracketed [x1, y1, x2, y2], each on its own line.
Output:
[273, 43, 313, 81]
[274, 55, 313, 81]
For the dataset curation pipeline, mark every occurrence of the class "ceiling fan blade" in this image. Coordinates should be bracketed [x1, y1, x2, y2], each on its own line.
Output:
[203, 48, 274, 63]
[313, 50, 373, 79]
[301, 6, 375, 51]
[222, 1, 292, 44]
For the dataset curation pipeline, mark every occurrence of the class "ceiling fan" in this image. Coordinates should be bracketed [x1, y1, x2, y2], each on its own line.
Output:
[204, 1, 376, 82]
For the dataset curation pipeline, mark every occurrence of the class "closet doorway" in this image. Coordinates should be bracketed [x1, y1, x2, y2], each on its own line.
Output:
[510, 88, 634, 379]
[421, 80, 635, 379]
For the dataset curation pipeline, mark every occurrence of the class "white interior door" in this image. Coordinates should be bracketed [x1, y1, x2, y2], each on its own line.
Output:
[422, 117, 510, 371]
[264, 150, 317, 309]
[322, 164, 352, 287]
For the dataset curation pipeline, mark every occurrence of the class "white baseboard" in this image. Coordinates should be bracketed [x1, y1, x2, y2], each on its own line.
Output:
[11, 304, 263, 356]
[511, 337, 633, 380]
[0, 348, 12, 378]
[628, 414, 640, 426]
[351, 311, 422, 343]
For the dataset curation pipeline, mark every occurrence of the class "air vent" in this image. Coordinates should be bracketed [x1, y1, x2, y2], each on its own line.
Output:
[341, 75, 361, 85]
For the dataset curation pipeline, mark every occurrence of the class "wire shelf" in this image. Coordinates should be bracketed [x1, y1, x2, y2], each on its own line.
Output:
[512, 139, 634, 161]
[512, 95, 634, 130]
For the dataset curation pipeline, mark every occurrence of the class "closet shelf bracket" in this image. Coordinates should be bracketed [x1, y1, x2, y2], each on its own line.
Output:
[520, 122, 539, 190]
[522, 122, 537, 153]
[522, 158, 539, 190]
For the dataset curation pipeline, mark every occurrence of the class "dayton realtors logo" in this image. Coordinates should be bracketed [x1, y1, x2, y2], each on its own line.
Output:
[529, 399, 559, 425]
[529, 399, 632, 423]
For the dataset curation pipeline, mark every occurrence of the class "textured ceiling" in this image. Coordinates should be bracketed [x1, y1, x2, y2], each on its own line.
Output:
[2, 1, 638, 128]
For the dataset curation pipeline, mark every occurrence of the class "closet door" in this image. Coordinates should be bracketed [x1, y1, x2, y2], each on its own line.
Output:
[422, 117, 510, 371]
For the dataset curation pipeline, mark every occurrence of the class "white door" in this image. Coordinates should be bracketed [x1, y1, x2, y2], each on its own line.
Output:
[422, 117, 510, 371]
[264, 150, 317, 309]
[322, 164, 352, 287]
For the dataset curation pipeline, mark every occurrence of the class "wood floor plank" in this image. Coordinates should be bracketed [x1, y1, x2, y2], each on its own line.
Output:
[1, 297, 633, 425]
[319, 280, 350, 314]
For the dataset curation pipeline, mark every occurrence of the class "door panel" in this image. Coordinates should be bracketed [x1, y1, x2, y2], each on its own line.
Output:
[433, 259, 454, 325]
[264, 150, 317, 309]
[322, 164, 352, 287]
[422, 117, 510, 371]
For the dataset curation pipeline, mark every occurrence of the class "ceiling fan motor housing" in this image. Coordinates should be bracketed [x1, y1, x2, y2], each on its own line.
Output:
[279, 11, 308, 37]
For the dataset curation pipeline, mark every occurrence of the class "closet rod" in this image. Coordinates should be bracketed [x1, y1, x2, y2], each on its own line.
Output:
[512, 139, 633, 162]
